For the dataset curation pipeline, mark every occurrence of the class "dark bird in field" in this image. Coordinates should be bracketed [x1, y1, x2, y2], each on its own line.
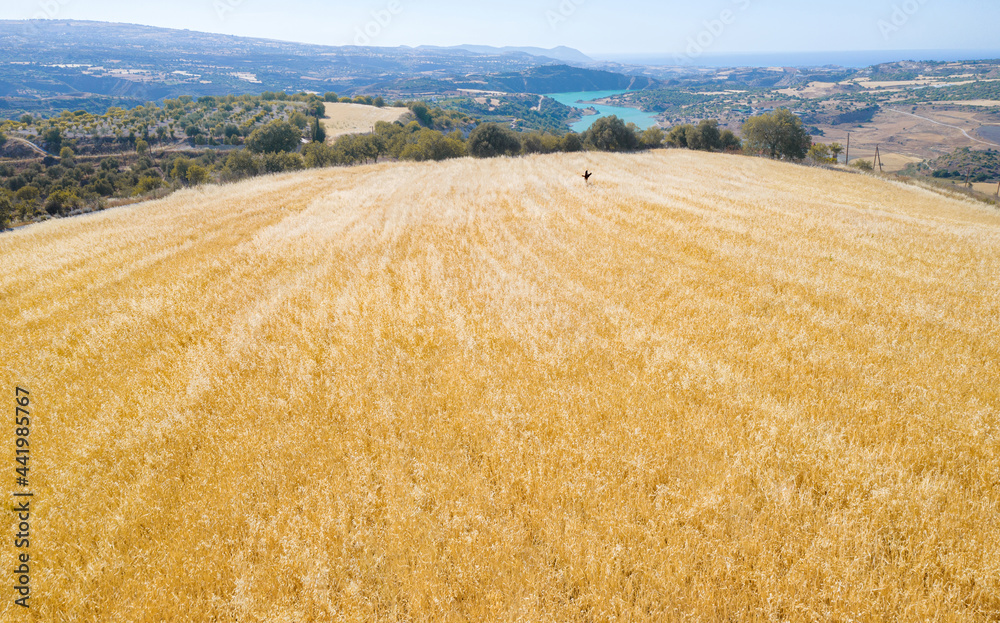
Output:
[582, 170, 593, 183]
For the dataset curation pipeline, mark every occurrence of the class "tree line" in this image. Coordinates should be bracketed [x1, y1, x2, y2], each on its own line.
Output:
[226, 114, 673, 176]
[1, 93, 333, 155]
[1, 104, 829, 230]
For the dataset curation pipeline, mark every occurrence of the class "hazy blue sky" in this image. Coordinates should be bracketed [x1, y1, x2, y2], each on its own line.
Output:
[3, 0, 997, 56]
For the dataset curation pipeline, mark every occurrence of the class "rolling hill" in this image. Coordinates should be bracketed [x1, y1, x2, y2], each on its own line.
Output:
[1, 151, 999, 621]
[417, 44, 594, 64]
[0, 21, 621, 118]
[483, 64, 660, 93]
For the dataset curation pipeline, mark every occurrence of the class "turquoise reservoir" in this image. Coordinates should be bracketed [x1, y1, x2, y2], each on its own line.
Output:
[545, 90, 660, 133]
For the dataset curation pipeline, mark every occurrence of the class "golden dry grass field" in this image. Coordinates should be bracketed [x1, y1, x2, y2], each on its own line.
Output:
[322, 103, 412, 141]
[1, 150, 999, 621]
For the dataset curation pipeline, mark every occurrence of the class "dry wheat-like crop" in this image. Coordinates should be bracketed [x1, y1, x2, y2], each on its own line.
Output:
[1, 150, 998, 621]
[321, 103, 411, 141]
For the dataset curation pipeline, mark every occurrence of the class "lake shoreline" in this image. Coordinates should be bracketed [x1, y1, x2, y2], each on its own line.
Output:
[545, 90, 661, 133]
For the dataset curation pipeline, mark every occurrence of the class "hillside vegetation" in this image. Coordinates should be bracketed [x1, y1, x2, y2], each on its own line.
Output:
[1, 151, 999, 621]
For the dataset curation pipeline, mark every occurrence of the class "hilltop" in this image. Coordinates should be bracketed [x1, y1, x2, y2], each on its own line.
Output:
[921, 146, 1000, 180]
[2, 150, 998, 621]
[0, 20, 627, 117]
[417, 44, 594, 64]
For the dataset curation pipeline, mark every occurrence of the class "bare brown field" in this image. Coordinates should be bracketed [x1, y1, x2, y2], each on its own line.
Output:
[970, 181, 1000, 195]
[1, 151, 999, 621]
[776, 81, 843, 98]
[820, 106, 1000, 171]
[847, 77, 1000, 91]
[932, 100, 1000, 107]
[322, 102, 412, 140]
[844, 150, 922, 172]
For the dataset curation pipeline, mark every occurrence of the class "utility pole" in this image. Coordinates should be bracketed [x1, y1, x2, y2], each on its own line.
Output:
[996, 178, 999, 197]
[965, 168, 973, 189]
[845, 132, 850, 165]
[875, 145, 883, 173]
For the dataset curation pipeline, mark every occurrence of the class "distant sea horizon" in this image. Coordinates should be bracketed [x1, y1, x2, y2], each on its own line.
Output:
[599, 49, 1000, 68]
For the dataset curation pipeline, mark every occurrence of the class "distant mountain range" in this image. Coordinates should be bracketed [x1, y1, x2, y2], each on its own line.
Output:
[0, 20, 635, 117]
[416, 45, 594, 65]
